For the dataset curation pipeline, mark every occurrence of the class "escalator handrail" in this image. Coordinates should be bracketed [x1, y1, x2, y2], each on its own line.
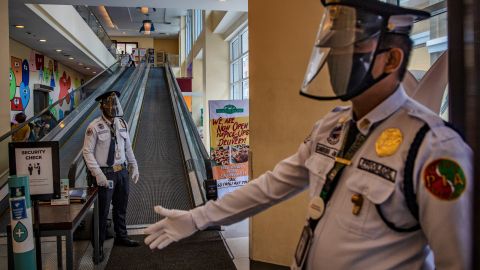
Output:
[166, 65, 211, 161]
[0, 60, 120, 143]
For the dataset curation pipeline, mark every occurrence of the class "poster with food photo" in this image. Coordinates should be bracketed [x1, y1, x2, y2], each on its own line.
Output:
[209, 100, 249, 198]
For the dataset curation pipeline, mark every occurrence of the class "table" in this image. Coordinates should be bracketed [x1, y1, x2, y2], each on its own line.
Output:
[7, 187, 99, 270]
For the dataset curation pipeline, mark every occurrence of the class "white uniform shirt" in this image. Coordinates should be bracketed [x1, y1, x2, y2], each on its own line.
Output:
[190, 86, 472, 269]
[83, 116, 137, 176]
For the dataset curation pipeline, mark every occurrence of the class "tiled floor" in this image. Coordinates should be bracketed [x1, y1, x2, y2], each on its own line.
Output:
[220, 219, 250, 270]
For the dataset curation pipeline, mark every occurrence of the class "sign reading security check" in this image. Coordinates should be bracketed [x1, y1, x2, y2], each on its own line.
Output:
[209, 100, 249, 198]
[9, 141, 60, 200]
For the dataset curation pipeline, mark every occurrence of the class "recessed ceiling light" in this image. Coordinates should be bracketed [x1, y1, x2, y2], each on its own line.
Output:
[15, 25, 25, 29]
[78, 62, 83, 66]
[85, 67, 91, 70]
[39, 39, 47, 42]
[55, 49, 62, 52]
[219, 0, 227, 2]
[122, 32, 126, 34]
[92, 71, 97, 74]
[68, 57, 74, 60]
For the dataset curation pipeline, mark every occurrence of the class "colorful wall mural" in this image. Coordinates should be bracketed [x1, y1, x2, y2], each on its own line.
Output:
[9, 39, 87, 122]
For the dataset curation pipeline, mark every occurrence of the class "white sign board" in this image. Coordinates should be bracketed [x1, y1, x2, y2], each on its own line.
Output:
[14, 148, 54, 195]
[9, 142, 60, 200]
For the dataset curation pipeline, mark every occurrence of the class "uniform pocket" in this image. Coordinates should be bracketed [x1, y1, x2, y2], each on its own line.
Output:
[334, 170, 396, 239]
[97, 132, 110, 142]
[305, 155, 335, 197]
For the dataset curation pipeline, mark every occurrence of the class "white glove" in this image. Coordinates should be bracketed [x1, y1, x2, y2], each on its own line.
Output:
[144, 206, 198, 250]
[129, 164, 139, 184]
[95, 172, 108, 187]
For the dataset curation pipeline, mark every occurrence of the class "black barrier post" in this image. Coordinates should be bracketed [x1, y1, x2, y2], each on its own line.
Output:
[34, 200, 42, 270]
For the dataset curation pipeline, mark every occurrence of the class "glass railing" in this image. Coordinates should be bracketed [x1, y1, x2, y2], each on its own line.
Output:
[74, 5, 116, 57]
[0, 61, 121, 187]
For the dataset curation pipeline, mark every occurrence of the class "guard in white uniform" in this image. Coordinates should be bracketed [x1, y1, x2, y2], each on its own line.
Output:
[144, 1, 472, 269]
[83, 90, 140, 263]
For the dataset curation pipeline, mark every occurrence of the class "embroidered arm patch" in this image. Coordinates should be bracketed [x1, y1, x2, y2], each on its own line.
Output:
[423, 159, 466, 200]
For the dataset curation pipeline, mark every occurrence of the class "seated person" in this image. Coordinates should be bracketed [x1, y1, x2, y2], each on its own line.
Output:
[11, 112, 30, 142]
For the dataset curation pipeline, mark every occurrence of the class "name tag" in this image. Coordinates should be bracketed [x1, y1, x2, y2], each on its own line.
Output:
[292, 225, 313, 270]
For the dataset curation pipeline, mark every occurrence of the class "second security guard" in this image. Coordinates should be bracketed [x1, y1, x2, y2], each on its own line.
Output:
[83, 90, 140, 261]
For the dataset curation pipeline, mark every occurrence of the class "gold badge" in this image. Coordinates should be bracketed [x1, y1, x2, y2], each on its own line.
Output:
[375, 128, 403, 157]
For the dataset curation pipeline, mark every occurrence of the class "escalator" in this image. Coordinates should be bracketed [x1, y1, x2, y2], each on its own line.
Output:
[127, 67, 193, 225]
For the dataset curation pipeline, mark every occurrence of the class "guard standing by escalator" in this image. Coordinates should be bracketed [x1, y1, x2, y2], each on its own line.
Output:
[83, 90, 140, 262]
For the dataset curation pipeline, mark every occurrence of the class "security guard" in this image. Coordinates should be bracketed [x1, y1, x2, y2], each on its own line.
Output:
[144, 1, 472, 269]
[83, 90, 140, 262]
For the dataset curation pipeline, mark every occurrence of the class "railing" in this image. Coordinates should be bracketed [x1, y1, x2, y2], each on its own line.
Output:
[0, 61, 121, 189]
[165, 62, 212, 205]
[74, 5, 116, 57]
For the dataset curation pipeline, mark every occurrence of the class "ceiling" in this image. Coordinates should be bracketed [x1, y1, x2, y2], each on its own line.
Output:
[24, 0, 248, 12]
[91, 7, 186, 38]
[9, 0, 104, 75]
[8, 0, 248, 74]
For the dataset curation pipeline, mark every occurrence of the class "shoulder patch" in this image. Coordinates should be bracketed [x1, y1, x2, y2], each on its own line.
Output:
[120, 119, 127, 129]
[86, 128, 93, 136]
[423, 159, 466, 200]
[98, 123, 105, 130]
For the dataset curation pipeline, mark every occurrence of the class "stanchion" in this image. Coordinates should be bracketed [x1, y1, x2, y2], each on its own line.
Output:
[8, 175, 37, 270]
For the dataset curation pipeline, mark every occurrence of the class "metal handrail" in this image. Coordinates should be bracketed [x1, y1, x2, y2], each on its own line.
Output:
[74, 5, 116, 56]
[0, 60, 119, 143]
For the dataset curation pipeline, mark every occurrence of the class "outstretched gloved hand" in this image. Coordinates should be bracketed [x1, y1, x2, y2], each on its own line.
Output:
[144, 206, 198, 250]
[129, 164, 139, 184]
[95, 172, 108, 187]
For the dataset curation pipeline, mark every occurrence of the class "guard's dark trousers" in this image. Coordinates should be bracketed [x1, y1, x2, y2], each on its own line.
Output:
[98, 168, 129, 245]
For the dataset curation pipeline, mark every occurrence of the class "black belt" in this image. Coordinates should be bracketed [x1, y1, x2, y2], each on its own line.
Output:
[100, 163, 126, 174]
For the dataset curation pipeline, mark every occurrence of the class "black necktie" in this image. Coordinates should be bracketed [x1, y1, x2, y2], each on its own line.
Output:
[106, 125, 116, 166]
[344, 120, 360, 153]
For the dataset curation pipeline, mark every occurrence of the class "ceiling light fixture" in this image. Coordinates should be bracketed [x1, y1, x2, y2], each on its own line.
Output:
[39, 39, 47, 42]
[55, 49, 62, 52]
[68, 57, 74, 60]
[140, 7, 149, 14]
[93, 71, 97, 74]
[78, 63, 84, 66]
[15, 25, 25, 29]
[140, 19, 155, 35]
[98, 6, 115, 29]
[85, 67, 91, 70]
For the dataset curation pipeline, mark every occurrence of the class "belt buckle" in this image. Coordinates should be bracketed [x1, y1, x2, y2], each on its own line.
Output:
[113, 164, 122, 172]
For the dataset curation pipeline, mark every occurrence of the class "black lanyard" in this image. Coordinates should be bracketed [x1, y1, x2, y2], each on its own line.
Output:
[309, 120, 370, 229]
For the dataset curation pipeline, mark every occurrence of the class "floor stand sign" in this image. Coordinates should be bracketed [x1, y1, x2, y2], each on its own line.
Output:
[8, 175, 37, 270]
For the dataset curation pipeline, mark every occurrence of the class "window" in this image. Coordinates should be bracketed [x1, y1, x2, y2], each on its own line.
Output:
[381, 1, 448, 119]
[230, 27, 249, 100]
[114, 42, 138, 55]
[185, 10, 193, 57]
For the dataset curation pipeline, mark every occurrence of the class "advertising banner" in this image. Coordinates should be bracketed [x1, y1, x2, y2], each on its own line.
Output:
[209, 100, 249, 198]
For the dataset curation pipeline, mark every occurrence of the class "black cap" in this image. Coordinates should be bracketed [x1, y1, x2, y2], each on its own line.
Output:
[322, 0, 431, 23]
[95, 90, 120, 102]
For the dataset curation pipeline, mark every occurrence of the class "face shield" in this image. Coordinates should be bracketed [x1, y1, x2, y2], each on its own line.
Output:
[301, 5, 386, 100]
[100, 93, 123, 118]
